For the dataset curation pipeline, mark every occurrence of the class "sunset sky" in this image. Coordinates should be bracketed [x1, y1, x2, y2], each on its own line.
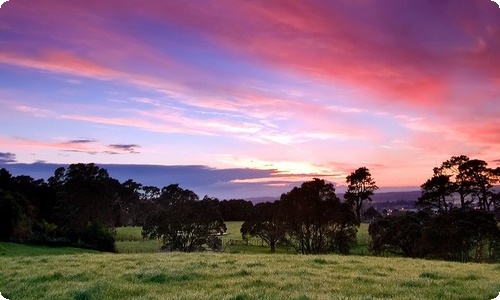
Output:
[0, 1, 499, 198]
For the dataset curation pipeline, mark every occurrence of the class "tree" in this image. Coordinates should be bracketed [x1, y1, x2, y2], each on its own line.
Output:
[241, 201, 286, 253]
[279, 178, 358, 254]
[49, 163, 120, 227]
[416, 174, 454, 212]
[157, 184, 199, 206]
[435, 155, 472, 209]
[362, 206, 381, 221]
[142, 186, 226, 252]
[424, 156, 498, 211]
[218, 199, 254, 221]
[117, 179, 143, 226]
[0, 190, 24, 241]
[461, 160, 494, 211]
[369, 212, 428, 257]
[422, 210, 500, 262]
[344, 167, 379, 223]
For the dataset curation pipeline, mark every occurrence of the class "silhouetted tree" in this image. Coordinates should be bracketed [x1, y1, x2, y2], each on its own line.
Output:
[362, 206, 381, 221]
[142, 186, 226, 252]
[280, 178, 357, 254]
[422, 156, 498, 211]
[369, 212, 429, 257]
[241, 201, 286, 252]
[422, 210, 500, 262]
[49, 163, 120, 227]
[416, 174, 454, 212]
[435, 155, 473, 209]
[344, 167, 379, 223]
[218, 199, 254, 221]
[117, 179, 143, 226]
[462, 160, 494, 211]
[0, 190, 24, 241]
[369, 209, 500, 262]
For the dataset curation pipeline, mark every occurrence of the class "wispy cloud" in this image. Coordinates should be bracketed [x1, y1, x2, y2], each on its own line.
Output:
[108, 144, 140, 153]
[0, 152, 16, 163]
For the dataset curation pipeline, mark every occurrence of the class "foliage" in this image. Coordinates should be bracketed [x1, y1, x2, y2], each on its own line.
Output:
[79, 222, 116, 252]
[217, 199, 254, 221]
[369, 210, 500, 262]
[49, 163, 120, 227]
[279, 178, 358, 254]
[142, 185, 226, 252]
[344, 167, 379, 223]
[420, 155, 499, 211]
[0, 190, 24, 241]
[422, 210, 500, 262]
[369, 212, 429, 257]
[241, 202, 286, 252]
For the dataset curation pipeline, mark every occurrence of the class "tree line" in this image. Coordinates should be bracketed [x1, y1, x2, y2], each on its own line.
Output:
[0, 162, 376, 253]
[1, 156, 499, 262]
[0, 163, 252, 252]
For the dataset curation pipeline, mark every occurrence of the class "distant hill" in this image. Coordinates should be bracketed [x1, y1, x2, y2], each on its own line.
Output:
[246, 191, 420, 205]
[370, 191, 420, 203]
[245, 196, 279, 204]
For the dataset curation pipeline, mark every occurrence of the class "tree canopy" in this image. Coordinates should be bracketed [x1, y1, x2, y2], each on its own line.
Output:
[344, 167, 379, 223]
[279, 178, 358, 254]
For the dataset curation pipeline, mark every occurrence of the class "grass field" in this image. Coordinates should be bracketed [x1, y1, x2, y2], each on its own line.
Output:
[115, 221, 280, 254]
[115, 222, 370, 255]
[1, 242, 499, 300]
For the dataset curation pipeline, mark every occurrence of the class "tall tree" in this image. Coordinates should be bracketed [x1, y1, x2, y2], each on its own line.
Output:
[435, 155, 472, 209]
[49, 163, 120, 227]
[460, 159, 494, 211]
[428, 156, 497, 211]
[416, 174, 454, 212]
[344, 167, 379, 223]
[280, 178, 357, 254]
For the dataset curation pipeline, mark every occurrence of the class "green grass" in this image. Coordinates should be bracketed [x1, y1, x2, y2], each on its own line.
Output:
[0, 242, 96, 256]
[115, 222, 275, 254]
[115, 222, 371, 255]
[1, 242, 499, 300]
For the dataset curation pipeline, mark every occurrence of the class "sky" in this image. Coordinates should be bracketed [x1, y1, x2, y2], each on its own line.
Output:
[0, 0, 499, 198]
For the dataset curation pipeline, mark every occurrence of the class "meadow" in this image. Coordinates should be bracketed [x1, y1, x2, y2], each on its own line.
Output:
[114, 222, 370, 255]
[1, 241, 499, 300]
[2, 223, 500, 300]
[115, 221, 293, 254]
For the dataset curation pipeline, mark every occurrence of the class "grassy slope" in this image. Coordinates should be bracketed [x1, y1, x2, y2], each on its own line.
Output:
[0, 244, 499, 300]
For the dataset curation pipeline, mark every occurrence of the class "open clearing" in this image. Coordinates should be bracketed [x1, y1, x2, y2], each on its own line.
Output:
[1, 242, 499, 300]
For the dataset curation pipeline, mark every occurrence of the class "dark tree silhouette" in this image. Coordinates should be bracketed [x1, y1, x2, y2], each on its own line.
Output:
[369, 212, 428, 257]
[218, 199, 254, 221]
[280, 178, 357, 254]
[435, 155, 473, 209]
[416, 174, 454, 212]
[241, 201, 286, 253]
[142, 185, 226, 252]
[344, 167, 379, 223]
[461, 159, 494, 211]
[422, 210, 500, 262]
[362, 206, 381, 221]
[49, 163, 120, 227]
[421, 156, 498, 211]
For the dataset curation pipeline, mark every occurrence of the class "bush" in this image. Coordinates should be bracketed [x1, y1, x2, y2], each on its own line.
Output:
[79, 222, 116, 252]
